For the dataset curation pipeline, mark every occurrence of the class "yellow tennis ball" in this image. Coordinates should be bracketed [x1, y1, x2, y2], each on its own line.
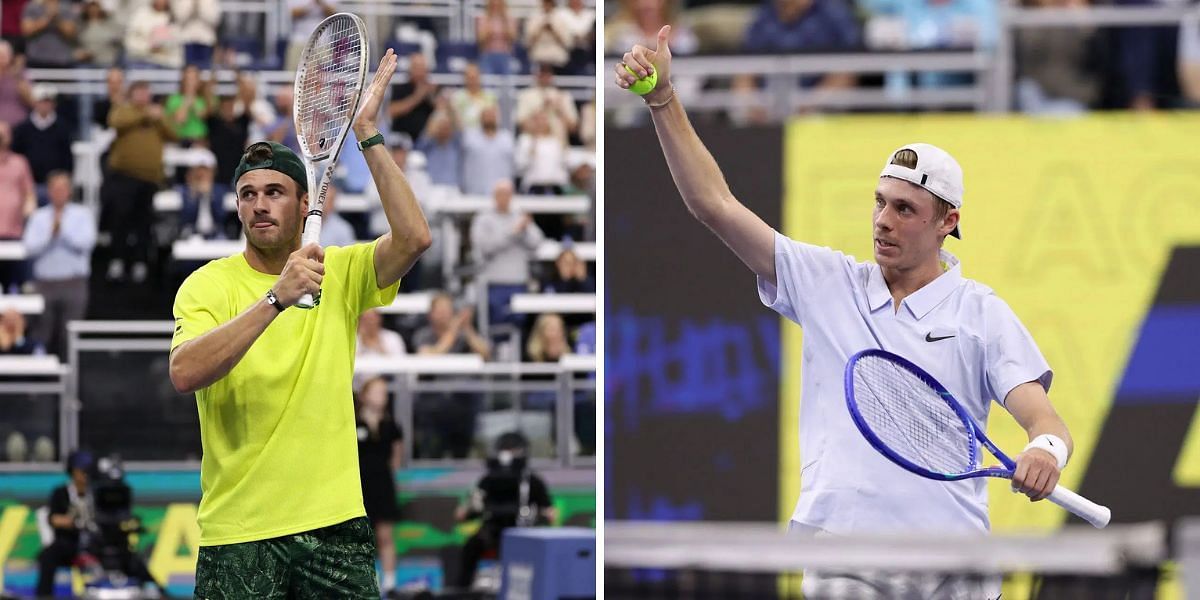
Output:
[624, 64, 658, 96]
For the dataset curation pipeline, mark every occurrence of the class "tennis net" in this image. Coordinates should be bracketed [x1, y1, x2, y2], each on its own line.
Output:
[605, 520, 1175, 599]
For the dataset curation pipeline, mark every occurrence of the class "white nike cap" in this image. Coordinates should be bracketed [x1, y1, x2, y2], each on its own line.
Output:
[879, 143, 963, 239]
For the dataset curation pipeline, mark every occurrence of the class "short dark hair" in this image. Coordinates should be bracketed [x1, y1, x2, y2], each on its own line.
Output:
[243, 141, 274, 165]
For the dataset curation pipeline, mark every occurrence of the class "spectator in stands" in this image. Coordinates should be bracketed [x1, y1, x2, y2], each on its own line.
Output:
[744, 0, 861, 53]
[476, 0, 518, 76]
[524, 0, 573, 73]
[516, 111, 568, 195]
[526, 313, 568, 363]
[354, 308, 405, 389]
[416, 108, 462, 189]
[1113, 0, 1176, 110]
[354, 375, 404, 595]
[0, 42, 32, 128]
[24, 170, 95, 358]
[1, 0, 30, 55]
[450, 62, 498, 132]
[579, 93, 595, 149]
[91, 66, 124, 130]
[173, 0, 221, 68]
[319, 184, 357, 248]
[12, 84, 74, 192]
[206, 95, 250, 200]
[742, 0, 861, 91]
[605, 0, 699, 56]
[415, 293, 490, 459]
[20, 0, 79, 68]
[75, 0, 122, 67]
[287, 0, 337, 71]
[125, 0, 182, 69]
[416, 293, 490, 359]
[389, 53, 438, 143]
[355, 309, 408, 388]
[166, 64, 210, 146]
[104, 80, 175, 283]
[1015, 0, 1099, 114]
[266, 86, 300, 153]
[0, 308, 35, 354]
[862, 0, 995, 91]
[470, 179, 544, 328]
[542, 248, 593, 294]
[515, 64, 579, 145]
[177, 150, 226, 240]
[0, 122, 36, 244]
[358, 309, 407, 358]
[233, 72, 277, 141]
[461, 106, 515, 197]
[563, 0, 596, 75]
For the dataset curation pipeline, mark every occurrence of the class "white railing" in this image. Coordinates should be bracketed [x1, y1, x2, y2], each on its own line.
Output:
[0, 356, 70, 466]
[47, 321, 596, 469]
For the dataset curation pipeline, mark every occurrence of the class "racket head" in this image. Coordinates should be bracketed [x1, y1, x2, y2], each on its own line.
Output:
[845, 349, 1004, 481]
[293, 12, 370, 163]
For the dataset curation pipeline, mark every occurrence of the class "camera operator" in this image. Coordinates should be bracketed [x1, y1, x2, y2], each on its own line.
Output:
[37, 451, 166, 598]
[453, 432, 557, 589]
[36, 451, 95, 597]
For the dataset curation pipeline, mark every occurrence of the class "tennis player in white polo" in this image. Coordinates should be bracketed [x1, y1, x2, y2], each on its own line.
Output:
[616, 27, 1077, 599]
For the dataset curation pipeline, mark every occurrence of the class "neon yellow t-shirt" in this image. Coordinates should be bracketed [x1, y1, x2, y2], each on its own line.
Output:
[170, 240, 399, 546]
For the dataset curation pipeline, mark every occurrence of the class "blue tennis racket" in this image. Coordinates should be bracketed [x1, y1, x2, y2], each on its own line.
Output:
[844, 349, 1110, 528]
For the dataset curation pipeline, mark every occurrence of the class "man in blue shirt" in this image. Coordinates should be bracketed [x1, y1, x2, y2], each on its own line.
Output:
[23, 170, 97, 357]
[742, 0, 861, 89]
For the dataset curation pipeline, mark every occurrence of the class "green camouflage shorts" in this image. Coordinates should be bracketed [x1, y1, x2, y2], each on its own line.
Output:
[194, 517, 379, 599]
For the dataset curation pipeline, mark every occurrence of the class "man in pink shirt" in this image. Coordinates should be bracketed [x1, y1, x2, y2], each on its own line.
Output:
[0, 121, 34, 294]
[0, 121, 34, 240]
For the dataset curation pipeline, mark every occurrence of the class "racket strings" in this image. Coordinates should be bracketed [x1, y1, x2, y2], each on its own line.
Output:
[852, 356, 975, 475]
[296, 15, 365, 157]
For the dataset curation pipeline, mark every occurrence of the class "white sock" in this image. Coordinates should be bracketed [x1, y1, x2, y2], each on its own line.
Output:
[383, 570, 395, 590]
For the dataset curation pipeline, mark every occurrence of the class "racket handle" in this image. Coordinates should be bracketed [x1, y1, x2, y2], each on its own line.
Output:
[295, 213, 324, 310]
[1048, 484, 1111, 528]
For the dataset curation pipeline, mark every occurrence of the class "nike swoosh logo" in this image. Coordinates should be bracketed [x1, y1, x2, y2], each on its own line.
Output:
[925, 333, 955, 342]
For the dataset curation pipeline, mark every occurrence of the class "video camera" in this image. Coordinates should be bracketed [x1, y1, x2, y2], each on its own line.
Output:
[479, 433, 546, 528]
[86, 455, 142, 565]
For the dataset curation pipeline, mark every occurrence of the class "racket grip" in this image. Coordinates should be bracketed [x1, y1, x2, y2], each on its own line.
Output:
[295, 213, 324, 310]
[1048, 485, 1111, 528]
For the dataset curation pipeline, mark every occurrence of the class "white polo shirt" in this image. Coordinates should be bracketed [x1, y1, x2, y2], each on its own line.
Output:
[759, 231, 1052, 535]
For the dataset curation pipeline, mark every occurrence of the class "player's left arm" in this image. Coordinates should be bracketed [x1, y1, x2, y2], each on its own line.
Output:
[1005, 381, 1074, 502]
[355, 50, 433, 287]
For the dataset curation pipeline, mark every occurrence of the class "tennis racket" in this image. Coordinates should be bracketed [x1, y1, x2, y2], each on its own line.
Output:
[292, 12, 370, 309]
[844, 349, 1111, 528]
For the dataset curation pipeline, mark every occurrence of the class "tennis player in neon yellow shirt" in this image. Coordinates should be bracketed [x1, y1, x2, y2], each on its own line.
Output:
[169, 50, 430, 598]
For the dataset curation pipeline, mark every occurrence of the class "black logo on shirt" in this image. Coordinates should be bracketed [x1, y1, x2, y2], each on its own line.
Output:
[925, 333, 955, 342]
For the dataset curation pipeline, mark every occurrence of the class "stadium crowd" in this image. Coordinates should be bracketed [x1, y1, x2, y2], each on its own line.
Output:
[0, 0, 597, 463]
[604, 0, 1200, 121]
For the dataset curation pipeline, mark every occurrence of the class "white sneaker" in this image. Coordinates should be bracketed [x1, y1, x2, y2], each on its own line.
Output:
[107, 259, 125, 281]
[131, 262, 148, 283]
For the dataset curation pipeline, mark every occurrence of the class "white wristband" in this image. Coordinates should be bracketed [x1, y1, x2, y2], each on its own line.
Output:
[1023, 434, 1068, 470]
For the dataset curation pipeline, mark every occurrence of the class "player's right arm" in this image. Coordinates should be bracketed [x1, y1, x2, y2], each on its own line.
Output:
[616, 25, 777, 286]
[169, 244, 325, 394]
